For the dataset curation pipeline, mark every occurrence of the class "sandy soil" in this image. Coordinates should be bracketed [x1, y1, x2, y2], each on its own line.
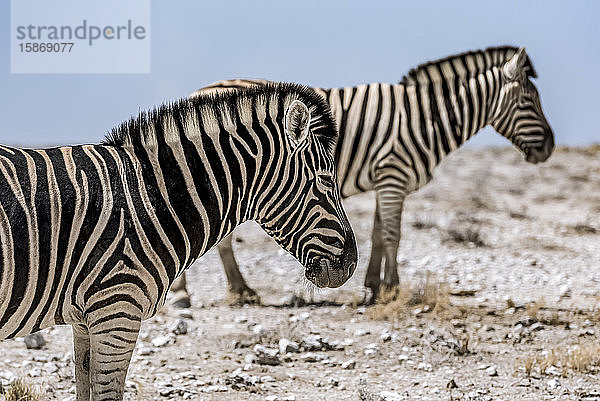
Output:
[1, 146, 599, 401]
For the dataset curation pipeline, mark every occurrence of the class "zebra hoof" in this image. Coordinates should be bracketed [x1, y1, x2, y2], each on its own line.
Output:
[227, 288, 261, 306]
[363, 285, 380, 305]
[171, 291, 192, 309]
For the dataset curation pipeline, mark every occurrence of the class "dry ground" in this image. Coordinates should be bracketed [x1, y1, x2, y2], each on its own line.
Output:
[1, 146, 599, 401]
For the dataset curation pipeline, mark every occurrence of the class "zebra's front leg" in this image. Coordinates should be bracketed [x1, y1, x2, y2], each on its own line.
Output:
[89, 318, 141, 400]
[218, 233, 260, 305]
[376, 188, 406, 297]
[364, 203, 384, 304]
[170, 273, 191, 309]
[73, 324, 91, 401]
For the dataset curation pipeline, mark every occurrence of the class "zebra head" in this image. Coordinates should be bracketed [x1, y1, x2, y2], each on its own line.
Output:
[491, 47, 555, 164]
[257, 93, 357, 289]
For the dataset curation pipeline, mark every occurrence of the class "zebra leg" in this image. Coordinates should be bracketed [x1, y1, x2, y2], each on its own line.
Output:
[73, 324, 91, 401]
[363, 203, 384, 304]
[376, 188, 405, 296]
[170, 273, 191, 309]
[218, 233, 260, 305]
[89, 318, 141, 400]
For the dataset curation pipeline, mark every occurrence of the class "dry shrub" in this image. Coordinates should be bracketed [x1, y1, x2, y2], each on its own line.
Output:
[1, 378, 44, 401]
[369, 274, 449, 321]
[517, 343, 600, 377]
[443, 225, 487, 247]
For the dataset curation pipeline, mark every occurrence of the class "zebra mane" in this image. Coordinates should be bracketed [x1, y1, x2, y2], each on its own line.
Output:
[401, 45, 537, 86]
[103, 82, 337, 154]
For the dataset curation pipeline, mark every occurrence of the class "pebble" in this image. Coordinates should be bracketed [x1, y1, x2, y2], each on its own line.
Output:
[516, 316, 538, 327]
[340, 359, 356, 370]
[353, 329, 369, 336]
[225, 369, 259, 390]
[279, 338, 300, 354]
[169, 319, 188, 335]
[253, 344, 280, 366]
[202, 385, 228, 393]
[24, 333, 46, 350]
[300, 352, 326, 362]
[234, 315, 248, 323]
[138, 347, 153, 356]
[177, 310, 193, 320]
[288, 311, 310, 322]
[364, 343, 380, 356]
[548, 378, 561, 389]
[251, 324, 267, 336]
[0, 370, 15, 386]
[301, 335, 325, 351]
[380, 329, 393, 342]
[417, 362, 433, 371]
[151, 335, 173, 347]
[244, 353, 255, 364]
[380, 391, 403, 401]
[485, 366, 498, 377]
[559, 284, 572, 298]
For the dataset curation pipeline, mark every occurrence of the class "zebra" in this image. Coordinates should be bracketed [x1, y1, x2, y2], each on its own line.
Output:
[0, 83, 357, 400]
[170, 46, 554, 306]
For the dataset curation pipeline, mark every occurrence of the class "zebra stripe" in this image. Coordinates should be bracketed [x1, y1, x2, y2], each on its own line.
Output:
[187, 45, 554, 304]
[0, 83, 357, 400]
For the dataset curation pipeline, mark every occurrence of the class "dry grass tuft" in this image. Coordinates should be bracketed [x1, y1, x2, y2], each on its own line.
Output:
[525, 298, 545, 320]
[580, 144, 600, 156]
[1, 378, 44, 401]
[369, 274, 449, 321]
[517, 343, 600, 377]
[556, 144, 600, 156]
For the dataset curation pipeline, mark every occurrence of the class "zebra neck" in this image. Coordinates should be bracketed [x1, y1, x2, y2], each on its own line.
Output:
[124, 111, 256, 270]
[396, 66, 501, 161]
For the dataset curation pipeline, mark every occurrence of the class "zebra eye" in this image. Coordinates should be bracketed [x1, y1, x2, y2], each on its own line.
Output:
[317, 173, 335, 188]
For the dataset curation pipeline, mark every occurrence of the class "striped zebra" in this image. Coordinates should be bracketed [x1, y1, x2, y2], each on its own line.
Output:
[0, 83, 357, 400]
[171, 46, 554, 306]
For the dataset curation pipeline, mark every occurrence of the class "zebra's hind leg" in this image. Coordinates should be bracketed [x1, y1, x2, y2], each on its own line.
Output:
[170, 274, 191, 309]
[364, 203, 384, 304]
[375, 188, 406, 300]
[89, 317, 141, 400]
[73, 324, 91, 401]
[218, 233, 260, 306]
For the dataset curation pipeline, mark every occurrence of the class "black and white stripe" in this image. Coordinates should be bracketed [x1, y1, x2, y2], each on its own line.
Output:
[0, 83, 357, 400]
[183, 46, 554, 303]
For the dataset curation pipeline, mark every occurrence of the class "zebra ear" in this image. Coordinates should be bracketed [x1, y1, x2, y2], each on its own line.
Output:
[503, 47, 528, 81]
[285, 100, 310, 146]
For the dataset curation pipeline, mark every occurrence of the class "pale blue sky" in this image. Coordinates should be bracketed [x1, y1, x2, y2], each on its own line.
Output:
[1, 0, 598, 147]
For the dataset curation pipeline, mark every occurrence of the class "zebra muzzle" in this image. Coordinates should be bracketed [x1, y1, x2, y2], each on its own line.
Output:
[305, 256, 351, 289]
